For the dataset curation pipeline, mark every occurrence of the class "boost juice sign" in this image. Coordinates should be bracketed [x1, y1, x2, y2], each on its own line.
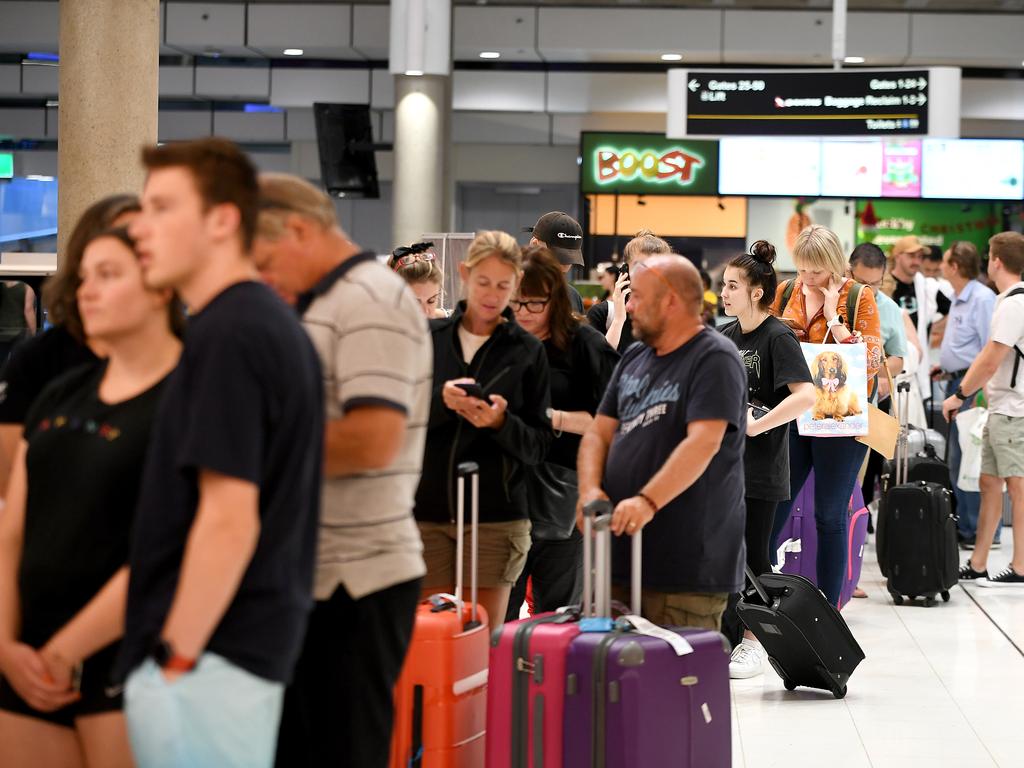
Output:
[580, 133, 718, 196]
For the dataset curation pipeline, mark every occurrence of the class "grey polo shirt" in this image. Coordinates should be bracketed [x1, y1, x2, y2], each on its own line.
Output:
[300, 253, 430, 600]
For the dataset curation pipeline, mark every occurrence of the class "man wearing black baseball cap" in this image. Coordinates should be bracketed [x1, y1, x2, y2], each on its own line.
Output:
[527, 211, 586, 313]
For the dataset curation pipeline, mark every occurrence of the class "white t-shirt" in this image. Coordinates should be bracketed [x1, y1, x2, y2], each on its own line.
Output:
[985, 281, 1024, 418]
[458, 324, 491, 364]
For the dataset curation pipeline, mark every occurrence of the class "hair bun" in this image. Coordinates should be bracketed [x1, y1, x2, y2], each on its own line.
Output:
[749, 240, 777, 266]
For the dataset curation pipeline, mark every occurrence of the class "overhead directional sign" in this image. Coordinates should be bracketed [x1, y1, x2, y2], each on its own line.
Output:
[670, 69, 941, 137]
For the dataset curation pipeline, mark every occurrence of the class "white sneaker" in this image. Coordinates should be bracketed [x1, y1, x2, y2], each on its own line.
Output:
[729, 638, 766, 679]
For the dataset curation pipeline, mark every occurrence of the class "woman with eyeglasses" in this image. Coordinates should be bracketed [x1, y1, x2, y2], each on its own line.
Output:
[413, 231, 552, 626]
[388, 242, 447, 319]
[504, 246, 620, 620]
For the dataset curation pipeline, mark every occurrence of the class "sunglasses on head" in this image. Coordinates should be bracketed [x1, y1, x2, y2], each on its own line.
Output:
[391, 242, 436, 270]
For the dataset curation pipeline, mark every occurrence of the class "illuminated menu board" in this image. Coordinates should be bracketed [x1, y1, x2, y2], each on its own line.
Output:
[718, 138, 821, 197]
[921, 139, 1024, 201]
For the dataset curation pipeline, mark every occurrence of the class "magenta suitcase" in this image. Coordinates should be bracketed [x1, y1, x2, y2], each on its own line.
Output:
[839, 507, 870, 608]
[562, 502, 732, 768]
[486, 612, 580, 768]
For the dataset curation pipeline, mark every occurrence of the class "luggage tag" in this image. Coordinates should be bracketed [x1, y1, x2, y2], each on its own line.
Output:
[620, 615, 694, 656]
[579, 617, 615, 632]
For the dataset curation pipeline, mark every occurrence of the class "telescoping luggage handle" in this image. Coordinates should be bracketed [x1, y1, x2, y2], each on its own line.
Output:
[896, 381, 911, 486]
[581, 499, 641, 619]
[455, 461, 481, 629]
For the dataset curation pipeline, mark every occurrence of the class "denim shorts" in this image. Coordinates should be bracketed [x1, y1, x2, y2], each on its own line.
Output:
[125, 652, 284, 768]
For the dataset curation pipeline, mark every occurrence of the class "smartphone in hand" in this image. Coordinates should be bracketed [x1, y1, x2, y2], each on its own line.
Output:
[455, 381, 486, 400]
[748, 402, 771, 421]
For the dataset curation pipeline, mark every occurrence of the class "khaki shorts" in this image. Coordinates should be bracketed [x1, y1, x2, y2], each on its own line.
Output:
[612, 585, 729, 632]
[419, 519, 531, 590]
[981, 414, 1024, 479]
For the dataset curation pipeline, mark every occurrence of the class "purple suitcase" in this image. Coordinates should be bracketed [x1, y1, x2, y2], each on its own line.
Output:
[562, 503, 731, 768]
[778, 471, 867, 609]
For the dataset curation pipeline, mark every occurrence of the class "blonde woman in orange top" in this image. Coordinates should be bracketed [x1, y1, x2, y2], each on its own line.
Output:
[768, 225, 882, 607]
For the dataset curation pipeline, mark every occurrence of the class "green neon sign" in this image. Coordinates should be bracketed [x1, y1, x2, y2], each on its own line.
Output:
[0, 153, 12, 179]
[580, 133, 718, 196]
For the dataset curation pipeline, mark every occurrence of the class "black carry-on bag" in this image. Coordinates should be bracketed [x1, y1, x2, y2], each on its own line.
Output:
[736, 566, 865, 699]
[878, 383, 959, 606]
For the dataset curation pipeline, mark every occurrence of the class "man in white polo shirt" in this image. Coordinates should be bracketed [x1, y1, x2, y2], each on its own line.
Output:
[254, 174, 431, 765]
[944, 232, 1024, 587]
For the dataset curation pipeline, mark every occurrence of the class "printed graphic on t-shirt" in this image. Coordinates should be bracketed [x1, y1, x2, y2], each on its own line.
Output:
[738, 348, 762, 380]
[617, 372, 680, 435]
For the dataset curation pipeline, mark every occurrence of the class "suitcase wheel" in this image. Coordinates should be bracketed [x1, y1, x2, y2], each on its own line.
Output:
[783, 678, 797, 691]
[832, 685, 847, 700]
[941, 591, 951, 603]
[924, 596, 936, 608]
[887, 583, 904, 605]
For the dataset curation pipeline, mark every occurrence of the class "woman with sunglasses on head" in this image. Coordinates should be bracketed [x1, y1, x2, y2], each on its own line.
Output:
[717, 240, 815, 679]
[389, 241, 447, 319]
[769, 225, 882, 609]
[504, 246, 620, 620]
[0, 226, 183, 767]
[414, 231, 552, 626]
[0, 195, 142, 498]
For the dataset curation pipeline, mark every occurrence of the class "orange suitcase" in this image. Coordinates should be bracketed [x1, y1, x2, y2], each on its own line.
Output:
[389, 462, 489, 768]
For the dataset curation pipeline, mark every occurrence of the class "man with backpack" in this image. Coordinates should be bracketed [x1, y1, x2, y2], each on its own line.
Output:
[944, 232, 1024, 586]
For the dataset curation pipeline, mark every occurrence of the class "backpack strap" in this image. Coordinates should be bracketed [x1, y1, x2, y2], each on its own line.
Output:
[1008, 288, 1024, 388]
[846, 281, 863, 330]
[780, 279, 796, 313]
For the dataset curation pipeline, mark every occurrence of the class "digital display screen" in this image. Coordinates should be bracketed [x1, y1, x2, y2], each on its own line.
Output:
[718, 138, 821, 197]
[921, 139, 1024, 200]
[820, 141, 883, 198]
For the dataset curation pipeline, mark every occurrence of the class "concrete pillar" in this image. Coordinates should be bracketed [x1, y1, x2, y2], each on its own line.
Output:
[57, 0, 159, 259]
[391, 74, 448, 248]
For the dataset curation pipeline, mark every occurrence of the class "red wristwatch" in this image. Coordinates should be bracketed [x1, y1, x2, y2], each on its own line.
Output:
[153, 638, 197, 673]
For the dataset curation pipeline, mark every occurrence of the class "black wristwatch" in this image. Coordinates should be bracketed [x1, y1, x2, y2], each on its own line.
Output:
[954, 385, 969, 400]
[152, 637, 197, 673]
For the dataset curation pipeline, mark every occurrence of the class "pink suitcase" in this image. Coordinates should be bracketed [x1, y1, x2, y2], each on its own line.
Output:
[486, 612, 580, 768]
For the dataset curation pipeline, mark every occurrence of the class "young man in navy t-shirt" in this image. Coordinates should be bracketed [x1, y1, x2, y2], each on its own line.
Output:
[577, 255, 748, 630]
[117, 138, 323, 767]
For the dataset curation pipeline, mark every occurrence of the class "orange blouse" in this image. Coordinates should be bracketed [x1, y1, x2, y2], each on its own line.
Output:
[771, 278, 883, 387]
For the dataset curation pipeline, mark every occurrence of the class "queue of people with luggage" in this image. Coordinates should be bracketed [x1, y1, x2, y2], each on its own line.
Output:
[0, 136, 1023, 767]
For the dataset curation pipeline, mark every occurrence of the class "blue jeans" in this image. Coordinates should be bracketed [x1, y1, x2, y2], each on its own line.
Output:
[125, 653, 284, 768]
[946, 378, 1000, 542]
[770, 425, 868, 607]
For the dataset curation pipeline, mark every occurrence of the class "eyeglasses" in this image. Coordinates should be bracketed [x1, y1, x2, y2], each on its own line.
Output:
[510, 297, 551, 314]
[391, 252, 435, 270]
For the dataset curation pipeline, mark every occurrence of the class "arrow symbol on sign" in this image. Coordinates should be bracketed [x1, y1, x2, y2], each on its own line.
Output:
[688, 79, 701, 93]
[917, 77, 927, 90]
[919, 94, 927, 106]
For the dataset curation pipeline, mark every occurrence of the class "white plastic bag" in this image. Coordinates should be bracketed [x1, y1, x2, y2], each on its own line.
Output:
[955, 407, 988, 492]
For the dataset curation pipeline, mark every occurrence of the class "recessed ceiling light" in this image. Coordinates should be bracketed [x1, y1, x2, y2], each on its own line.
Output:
[479, 51, 501, 59]
[283, 48, 304, 56]
[405, 70, 424, 76]
[661, 53, 683, 62]
[844, 56, 865, 64]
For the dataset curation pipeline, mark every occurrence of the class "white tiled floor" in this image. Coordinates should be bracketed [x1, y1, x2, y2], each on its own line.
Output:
[731, 538, 1024, 768]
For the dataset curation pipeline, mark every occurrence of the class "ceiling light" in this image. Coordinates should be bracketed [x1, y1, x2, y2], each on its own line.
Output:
[405, 70, 424, 76]
[661, 53, 683, 62]
[479, 51, 501, 59]
[283, 48, 304, 56]
[844, 56, 865, 64]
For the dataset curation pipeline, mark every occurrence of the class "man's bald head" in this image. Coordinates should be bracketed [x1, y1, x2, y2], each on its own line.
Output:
[640, 254, 703, 315]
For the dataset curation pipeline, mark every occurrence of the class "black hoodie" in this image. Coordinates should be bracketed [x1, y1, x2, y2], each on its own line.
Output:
[414, 302, 552, 524]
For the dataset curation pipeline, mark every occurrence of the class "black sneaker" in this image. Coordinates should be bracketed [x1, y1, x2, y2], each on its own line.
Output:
[958, 562, 988, 582]
[980, 566, 1024, 588]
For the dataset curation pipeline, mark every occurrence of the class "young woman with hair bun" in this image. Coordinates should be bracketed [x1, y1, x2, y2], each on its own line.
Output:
[719, 239, 815, 680]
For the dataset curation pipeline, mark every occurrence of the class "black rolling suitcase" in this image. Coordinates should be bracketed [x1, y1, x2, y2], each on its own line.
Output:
[878, 384, 959, 606]
[736, 567, 865, 699]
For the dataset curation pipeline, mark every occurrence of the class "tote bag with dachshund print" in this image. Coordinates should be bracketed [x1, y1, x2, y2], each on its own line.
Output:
[796, 342, 870, 437]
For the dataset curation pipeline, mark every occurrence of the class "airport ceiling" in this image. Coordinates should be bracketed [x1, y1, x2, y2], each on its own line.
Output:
[84, 0, 1024, 10]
